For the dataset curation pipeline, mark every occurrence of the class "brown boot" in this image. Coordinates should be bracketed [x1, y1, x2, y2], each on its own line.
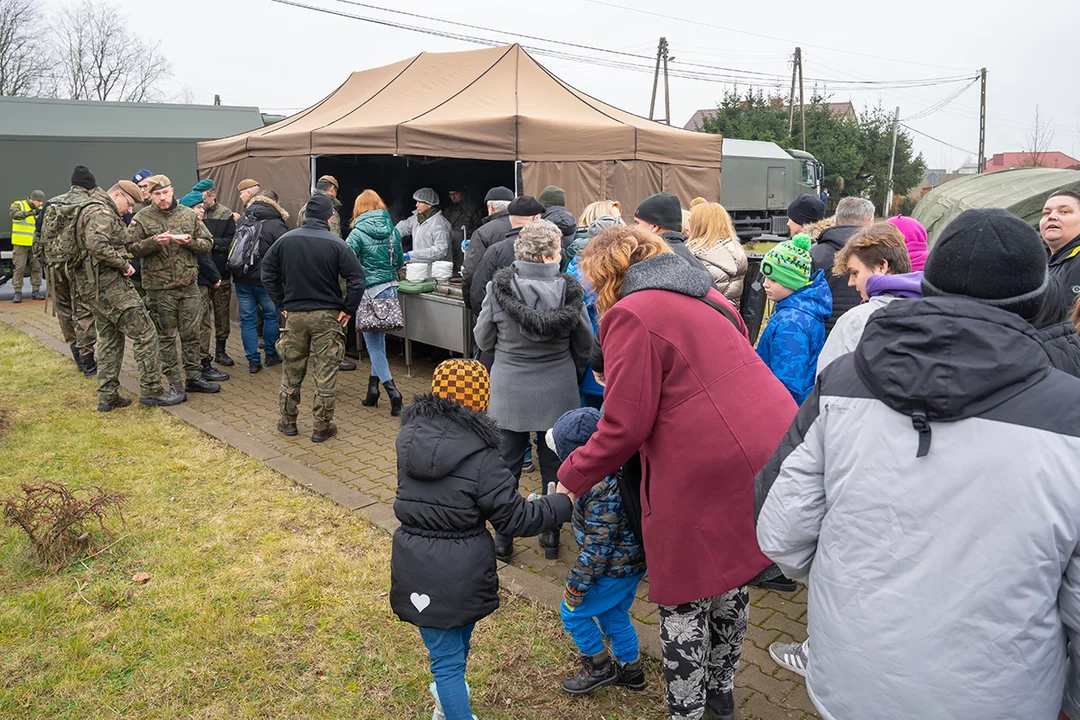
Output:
[311, 422, 337, 443]
[277, 416, 298, 436]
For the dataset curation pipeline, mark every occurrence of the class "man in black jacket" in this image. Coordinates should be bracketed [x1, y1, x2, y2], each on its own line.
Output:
[461, 186, 515, 308]
[262, 193, 365, 443]
[633, 192, 702, 267]
[467, 196, 544, 314]
[1041, 189, 1080, 301]
[810, 197, 874, 333]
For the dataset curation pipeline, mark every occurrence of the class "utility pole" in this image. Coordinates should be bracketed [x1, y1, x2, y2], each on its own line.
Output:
[662, 41, 672, 125]
[798, 49, 806, 151]
[213, 94, 221, 106]
[977, 67, 987, 173]
[649, 37, 667, 122]
[885, 106, 901, 215]
[788, 47, 800, 134]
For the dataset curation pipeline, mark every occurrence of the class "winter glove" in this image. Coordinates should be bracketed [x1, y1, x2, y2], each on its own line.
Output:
[460, 238, 470, 252]
[403, 252, 412, 261]
[563, 583, 584, 611]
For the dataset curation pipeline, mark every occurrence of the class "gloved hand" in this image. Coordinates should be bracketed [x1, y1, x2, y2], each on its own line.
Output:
[563, 583, 584, 611]
[461, 238, 470, 252]
[403, 252, 412, 261]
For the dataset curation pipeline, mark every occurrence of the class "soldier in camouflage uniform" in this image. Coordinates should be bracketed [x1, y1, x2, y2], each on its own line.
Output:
[72, 180, 185, 412]
[193, 179, 236, 367]
[37, 166, 99, 375]
[127, 175, 220, 396]
[295, 176, 343, 237]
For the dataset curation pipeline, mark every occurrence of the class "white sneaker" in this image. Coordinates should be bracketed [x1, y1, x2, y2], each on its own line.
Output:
[430, 681, 474, 720]
[769, 639, 808, 677]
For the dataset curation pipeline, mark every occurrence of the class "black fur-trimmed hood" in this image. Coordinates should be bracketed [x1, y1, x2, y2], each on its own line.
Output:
[491, 264, 585, 341]
[399, 394, 500, 481]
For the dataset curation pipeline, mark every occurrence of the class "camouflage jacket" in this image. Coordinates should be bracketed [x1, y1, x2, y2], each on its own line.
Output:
[564, 474, 646, 605]
[9, 199, 34, 221]
[73, 191, 134, 295]
[296, 192, 342, 237]
[127, 202, 213, 291]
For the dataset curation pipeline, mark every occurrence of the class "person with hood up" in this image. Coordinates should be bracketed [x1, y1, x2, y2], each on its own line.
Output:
[397, 187, 452, 268]
[473, 219, 593, 562]
[345, 189, 406, 416]
[391, 359, 572, 720]
[632, 192, 702, 267]
[538, 185, 577, 250]
[886, 214, 928, 271]
[556, 225, 797, 720]
[547, 407, 647, 697]
[814, 222, 918, 376]
[756, 235, 832, 405]
[233, 192, 289, 374]
[809, 197, 873, 334]
[755, 208, 1080, 720]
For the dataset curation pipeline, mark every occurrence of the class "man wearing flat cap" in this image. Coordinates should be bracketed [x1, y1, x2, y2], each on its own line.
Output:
[296, 175, 343, 237]
[72, 179, 184, 411]
[128, 175, 220, 398]
[395, 187, 452, 269]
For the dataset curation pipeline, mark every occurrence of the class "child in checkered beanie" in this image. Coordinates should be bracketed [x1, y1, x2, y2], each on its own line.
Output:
[544, 407, 648, 696]
[391, 359, 572, 720]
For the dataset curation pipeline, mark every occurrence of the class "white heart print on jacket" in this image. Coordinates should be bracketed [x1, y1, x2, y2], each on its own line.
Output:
[410, 592, 431, 613]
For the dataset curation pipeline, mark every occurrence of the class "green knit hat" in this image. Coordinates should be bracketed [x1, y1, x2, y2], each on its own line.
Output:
[761, 234, 813, 291]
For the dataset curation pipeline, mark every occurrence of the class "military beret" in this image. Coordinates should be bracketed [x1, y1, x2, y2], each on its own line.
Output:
[179, 191, 205, 208]
[192, 179, 215, 193]
[144, 175, 172, 193]
[117, 180, 143, 205]
[132, 169, 153, 184]
[237, 179, 260, 192]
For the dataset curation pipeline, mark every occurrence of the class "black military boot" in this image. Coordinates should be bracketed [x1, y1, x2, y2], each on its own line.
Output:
[383, 380, 403, 417]
[703, 690, 736, 720]
[264, 354, 282, 368]
[201, 358, 229, 382]
[139, 386, 185, 407]
[562, 652, 617, 696]
[277, 416, 298, 437]
[214, 339, 234, 367]
[97, 396, 132, 413]
[69, 344, 83, 371]
[248, 360, 262, 374]
[311, 422, 338, 443]
[80, 352, 97, 377]
[615, 657, 647, 691]
[186, 378, 220, 394]
[361, 376, 380, 407]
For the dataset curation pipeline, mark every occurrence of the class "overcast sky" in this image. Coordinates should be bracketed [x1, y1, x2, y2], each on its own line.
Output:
[105, 0, 1080, 173]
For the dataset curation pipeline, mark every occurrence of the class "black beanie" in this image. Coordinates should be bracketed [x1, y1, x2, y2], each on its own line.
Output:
[922, 208, 1049, 319]
[305, 192, 334, 222]
[787, 193, 826, 226]
[71, 165, 96, 191]
[635, 192, 682, 231]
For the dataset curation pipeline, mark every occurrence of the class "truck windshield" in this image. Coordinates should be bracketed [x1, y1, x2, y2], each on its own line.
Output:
[802, 162, 816, 187]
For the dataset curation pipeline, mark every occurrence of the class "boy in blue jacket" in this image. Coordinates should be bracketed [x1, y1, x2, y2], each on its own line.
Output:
[546, 407, 648, 696]
[756, 234, 832, 405]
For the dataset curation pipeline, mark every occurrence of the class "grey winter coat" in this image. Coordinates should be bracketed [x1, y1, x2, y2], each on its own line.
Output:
[755, 296, 1080, 720]
[396, 210, 452, 265]
[474, 261, 593, 432]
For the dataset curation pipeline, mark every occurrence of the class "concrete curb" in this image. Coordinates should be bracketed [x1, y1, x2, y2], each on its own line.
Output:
[4, 315, 661, 658]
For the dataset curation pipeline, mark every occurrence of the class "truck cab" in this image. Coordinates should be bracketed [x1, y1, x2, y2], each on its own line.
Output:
[720, 138, 824, 240]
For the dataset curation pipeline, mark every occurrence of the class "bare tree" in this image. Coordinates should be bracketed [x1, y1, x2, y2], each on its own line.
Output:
[54, 0, 171, 102]
[1022, 105, 1056, 168]
[0, 0, 51, 96]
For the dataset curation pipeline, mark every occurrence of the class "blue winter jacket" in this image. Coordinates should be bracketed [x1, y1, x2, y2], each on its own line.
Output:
[567, 256, 604, 398]
[756, 269, 832, 405]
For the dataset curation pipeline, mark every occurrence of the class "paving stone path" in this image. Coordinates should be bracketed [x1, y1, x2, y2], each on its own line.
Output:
[0, 299, 817, 719]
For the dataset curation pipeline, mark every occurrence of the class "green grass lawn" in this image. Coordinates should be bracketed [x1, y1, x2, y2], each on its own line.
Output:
[0, 323, 666, 719]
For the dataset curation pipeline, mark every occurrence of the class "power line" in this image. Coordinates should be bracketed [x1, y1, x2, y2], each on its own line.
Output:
[900, 123, 978, 156]
[902, 76, 980, 122]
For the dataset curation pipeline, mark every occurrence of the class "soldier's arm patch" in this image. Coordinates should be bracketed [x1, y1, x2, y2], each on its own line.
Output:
[100, 209, 111, 216]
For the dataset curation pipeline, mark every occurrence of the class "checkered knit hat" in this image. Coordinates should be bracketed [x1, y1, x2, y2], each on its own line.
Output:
[761, 234, 813, 291]
[432, 359, 490, 413]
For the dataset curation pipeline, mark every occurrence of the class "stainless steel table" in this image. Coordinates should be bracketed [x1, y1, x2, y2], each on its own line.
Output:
[387, 292, 471, 376]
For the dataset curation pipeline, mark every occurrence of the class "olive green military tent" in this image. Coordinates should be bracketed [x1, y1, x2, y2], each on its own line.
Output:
[196, 44, 722, 224]
[913, 168, 1080, 245]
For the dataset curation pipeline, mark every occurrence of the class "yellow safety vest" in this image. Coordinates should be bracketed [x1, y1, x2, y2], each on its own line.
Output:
[10, 200, 35, 247]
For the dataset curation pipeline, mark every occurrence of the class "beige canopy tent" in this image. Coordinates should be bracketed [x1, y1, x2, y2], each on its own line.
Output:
[197, 44, 721, 225]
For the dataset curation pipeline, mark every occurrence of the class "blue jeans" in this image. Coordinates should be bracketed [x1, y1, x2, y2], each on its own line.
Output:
[418, 624, 475, 720]
[361, 287, 394, 382]
[561, 573, 643, 663]
[235, 284, 279, 363]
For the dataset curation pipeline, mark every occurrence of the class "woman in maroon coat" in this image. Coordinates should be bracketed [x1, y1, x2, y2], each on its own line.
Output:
[556, 226, 797, 720]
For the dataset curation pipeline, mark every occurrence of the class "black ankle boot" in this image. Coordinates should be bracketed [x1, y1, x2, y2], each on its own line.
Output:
[562, 652, 617, 695]
[383, 380, 403, 417]
[80, 352, 97, 377]
[361, 376, 380, 407]
[494, 533, 513, 562]
[540, 529, 560, 560]
[615, 657, 647, 691]
[703, 689, 736, 720]
[70, 343, 82, 369]
[214, 339, 234, 367]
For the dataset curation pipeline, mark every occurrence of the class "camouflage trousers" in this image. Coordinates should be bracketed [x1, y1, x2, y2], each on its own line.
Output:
[48, 264, 96, 353]
[199, 281, 233, 360]
[146, 284, 203, 386]
[11, 246, 42, 292]
[81, 275, 163, 403]
[278, 309, 345, 428]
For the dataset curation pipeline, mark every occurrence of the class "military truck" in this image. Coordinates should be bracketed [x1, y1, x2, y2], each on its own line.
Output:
[721, 138, 824, 239]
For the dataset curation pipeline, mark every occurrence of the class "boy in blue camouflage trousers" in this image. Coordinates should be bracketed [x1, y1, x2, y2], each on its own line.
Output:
[546, 407, 648, 696]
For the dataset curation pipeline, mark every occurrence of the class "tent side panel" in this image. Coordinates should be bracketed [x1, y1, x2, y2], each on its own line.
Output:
[521, 161, 605, 219]
[605, 161, 664, 218]
[663, 165, 722, 208]
[201, 156, 311, 229]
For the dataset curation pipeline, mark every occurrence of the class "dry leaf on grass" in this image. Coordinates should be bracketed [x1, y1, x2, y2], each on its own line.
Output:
[131, 573, 151, 584]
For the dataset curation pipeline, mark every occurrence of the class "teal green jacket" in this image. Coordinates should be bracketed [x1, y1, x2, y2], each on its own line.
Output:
[345, 210, 404, 287]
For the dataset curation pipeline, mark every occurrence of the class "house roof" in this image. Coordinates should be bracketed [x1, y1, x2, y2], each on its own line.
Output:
[985, 151, 1080, 171]
[0, 96, 264, 141]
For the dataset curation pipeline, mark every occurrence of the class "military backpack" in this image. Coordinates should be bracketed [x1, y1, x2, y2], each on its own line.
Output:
[39, 191, 101, 266]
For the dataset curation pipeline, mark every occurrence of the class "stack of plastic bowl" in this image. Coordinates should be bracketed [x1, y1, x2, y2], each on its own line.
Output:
[405, 263, 430, 282]
[431, 261, 454, 281]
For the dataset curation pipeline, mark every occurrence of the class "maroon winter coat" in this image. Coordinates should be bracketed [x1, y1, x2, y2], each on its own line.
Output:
[558, 253, 797, 606]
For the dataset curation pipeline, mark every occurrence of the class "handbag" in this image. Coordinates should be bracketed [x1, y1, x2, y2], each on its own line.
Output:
[356, 287, 404, 332]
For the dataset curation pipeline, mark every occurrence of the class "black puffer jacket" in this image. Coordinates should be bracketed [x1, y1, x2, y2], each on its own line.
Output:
[1038, 321, 1080, 378]
[468, 229, 520, 312]
[810, 224, 862, 333]
[233, 197, 289, 287]
[543, 205, 577, 249]
[462, 211, 513, 310]
[390, 395, 572, 629]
